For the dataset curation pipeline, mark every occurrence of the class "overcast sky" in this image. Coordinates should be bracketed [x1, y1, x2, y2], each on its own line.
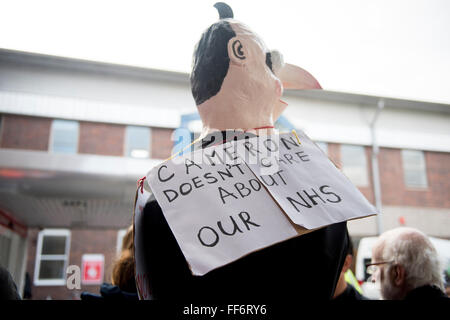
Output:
[1, 0, 449, 104]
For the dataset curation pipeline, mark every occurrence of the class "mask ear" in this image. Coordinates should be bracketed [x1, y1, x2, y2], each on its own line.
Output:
[227, 37, 247, 65]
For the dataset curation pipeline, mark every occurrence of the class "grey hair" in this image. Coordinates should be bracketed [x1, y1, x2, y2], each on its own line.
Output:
[378, 227, 444, 291]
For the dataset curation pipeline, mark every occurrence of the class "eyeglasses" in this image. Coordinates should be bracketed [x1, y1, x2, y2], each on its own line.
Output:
[366, 260, 395, 276]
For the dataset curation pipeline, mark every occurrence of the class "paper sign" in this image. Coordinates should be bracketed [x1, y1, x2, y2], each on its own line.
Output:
[147, 147, 298, 276]
[81, 254, 104, 285]
[237, 131, 377, 229]
[145, 131, 376, 276]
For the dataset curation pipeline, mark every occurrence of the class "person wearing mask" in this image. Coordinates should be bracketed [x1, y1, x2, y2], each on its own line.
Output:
[134, 2, 351, 300]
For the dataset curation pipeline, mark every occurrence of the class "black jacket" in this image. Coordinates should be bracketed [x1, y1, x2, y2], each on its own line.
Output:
[404, 285, 449, 301]
[333, 284, 369, 301]
[137, 131, 349, 301]
[80, 283, 139, 301]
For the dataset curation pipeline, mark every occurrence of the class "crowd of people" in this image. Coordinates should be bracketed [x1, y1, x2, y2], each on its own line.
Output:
[1, 225, 448, 301]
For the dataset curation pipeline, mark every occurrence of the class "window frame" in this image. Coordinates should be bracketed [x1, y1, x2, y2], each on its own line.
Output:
[124, 125, 152, 158]
[49, 119, 79, 154]
[33, 229, 71, 286]
[401, 149, 428, 189]
[340, 144, 369, 187]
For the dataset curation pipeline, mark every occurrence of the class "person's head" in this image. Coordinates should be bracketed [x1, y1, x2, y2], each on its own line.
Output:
[111, 225, 136, 293]
[190, 2, 321, 131]
[371, 227, 444, 300]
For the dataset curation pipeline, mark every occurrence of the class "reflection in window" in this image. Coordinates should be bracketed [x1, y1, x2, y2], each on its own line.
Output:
[402, 150, 428, 188]
[51, 120, 79, 154]
[341, 145, 369, 187]
[125, 126, 151, 158]
[34, 229, 70, 285]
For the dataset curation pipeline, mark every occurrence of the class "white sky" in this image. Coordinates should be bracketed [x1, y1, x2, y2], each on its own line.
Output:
[1, 0, 449, 104]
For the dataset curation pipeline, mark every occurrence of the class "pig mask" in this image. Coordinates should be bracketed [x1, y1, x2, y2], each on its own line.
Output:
[190, 2, 321, 133]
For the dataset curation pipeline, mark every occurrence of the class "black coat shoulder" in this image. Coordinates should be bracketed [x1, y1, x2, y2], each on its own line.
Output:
[137, 199, 349, 300]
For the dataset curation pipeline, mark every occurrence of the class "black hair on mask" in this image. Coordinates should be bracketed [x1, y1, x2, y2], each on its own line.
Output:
[190, 3, 236, 105]
[214, 2, 233, 19]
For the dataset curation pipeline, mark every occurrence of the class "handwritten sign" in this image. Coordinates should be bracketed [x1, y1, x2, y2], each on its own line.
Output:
[147, 147, 298, 276]
[145, 131, 377, 276]
[237, 131, 377, 229]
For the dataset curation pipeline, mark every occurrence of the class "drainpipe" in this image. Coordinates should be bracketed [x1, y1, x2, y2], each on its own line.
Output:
[370, 99, 384, 235]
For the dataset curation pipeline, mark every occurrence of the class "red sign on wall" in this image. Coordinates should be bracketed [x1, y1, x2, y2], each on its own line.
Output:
[81, 254, 104, 285]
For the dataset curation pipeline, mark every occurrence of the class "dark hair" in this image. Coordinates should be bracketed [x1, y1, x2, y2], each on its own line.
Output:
[190, 5, 236, 105]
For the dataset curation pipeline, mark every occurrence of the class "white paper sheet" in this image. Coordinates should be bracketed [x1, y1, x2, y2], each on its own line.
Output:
[145, 131, 377, 275]
[147, 146, 298, 276]
[236, 131, 377, 229]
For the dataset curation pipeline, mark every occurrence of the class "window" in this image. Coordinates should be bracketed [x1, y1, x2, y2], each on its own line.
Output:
[402, 150, 428, 188]
[315, 142, 328, 155]
[34, 229, 70, 286]
[50, 120, 79, 154]
[125, 126, 151, 158]
[341, 145, 369, 187]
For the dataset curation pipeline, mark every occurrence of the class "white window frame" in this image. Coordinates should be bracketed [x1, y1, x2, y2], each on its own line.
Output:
[401, 149, 428, 189]
[116, 229, 127, 256]
[34, 229, 71, 286]
[124, 125, 152, 158]
[49, 119, 79, 154]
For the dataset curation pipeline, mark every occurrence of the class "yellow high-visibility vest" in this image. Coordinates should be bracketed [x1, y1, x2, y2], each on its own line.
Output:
[344, 269, 363, 294]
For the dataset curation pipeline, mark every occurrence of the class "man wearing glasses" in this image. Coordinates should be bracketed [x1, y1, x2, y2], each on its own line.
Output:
[367, 227, 448, 300]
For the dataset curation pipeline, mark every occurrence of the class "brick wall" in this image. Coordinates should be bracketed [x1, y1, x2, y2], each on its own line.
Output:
[26, 228, 120, 300]
[78, 122, 125, 156]
[1, 115, 448, 209]
[360, 146, 375, 204]
[379, 148, 450, 208]
[329, 145, 450, 208]
[0, 114, 51, 151]
[151, 127, 173, 159]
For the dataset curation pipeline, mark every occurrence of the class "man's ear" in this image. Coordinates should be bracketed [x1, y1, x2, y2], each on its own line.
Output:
[227, 37, 247, 65]
[392, 265, 406, 287]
